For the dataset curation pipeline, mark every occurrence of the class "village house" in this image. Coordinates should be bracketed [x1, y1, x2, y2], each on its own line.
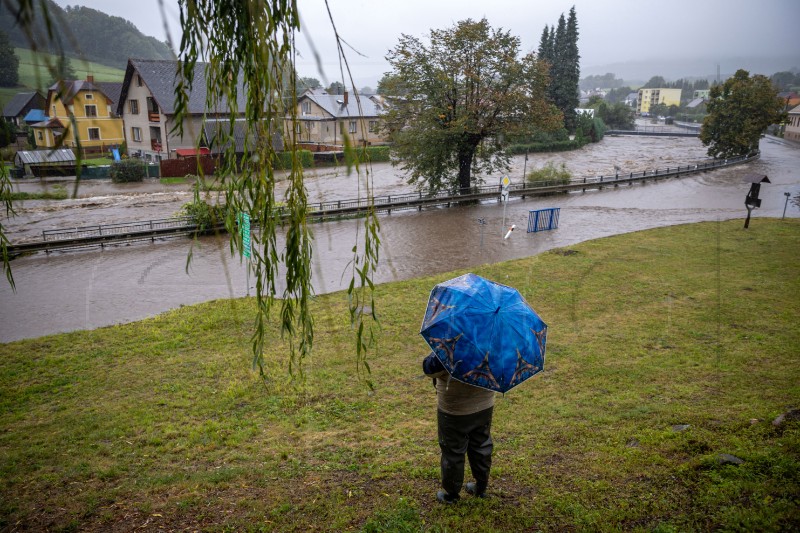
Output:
[784, 104, 800, 142]
[31, 77, 124, 156]
[117, 58, 247, 161]
[286, 88, 387, 148]
[2, 91, 45, 128]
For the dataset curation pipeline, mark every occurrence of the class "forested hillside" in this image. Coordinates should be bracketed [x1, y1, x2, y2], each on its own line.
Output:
[0, 0, 173, 68]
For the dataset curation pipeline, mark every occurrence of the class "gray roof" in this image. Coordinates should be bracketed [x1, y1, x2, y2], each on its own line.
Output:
[686, 97, 705, 109]
[789, 104, 800, 115]
[118, 59, 247, 117]
[14, 149, 76, 166]
[2, 91, 44, 117]
[46, 80, 122, 108]
[299, 92, 384, 120]
[96, 82, 123, 107]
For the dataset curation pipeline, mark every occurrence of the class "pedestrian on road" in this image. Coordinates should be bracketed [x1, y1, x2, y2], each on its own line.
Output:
[423, 351, 495, 503]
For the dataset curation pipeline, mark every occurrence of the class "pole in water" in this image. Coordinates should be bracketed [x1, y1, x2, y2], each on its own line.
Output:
[504, 225, 516, 240]
[783, 192, 791, 219]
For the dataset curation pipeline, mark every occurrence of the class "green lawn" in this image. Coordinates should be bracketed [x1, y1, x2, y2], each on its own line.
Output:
[1, 219, 798, 531]
[0, 49, 125, 109]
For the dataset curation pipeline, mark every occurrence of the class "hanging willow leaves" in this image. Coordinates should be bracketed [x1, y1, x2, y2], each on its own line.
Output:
[175, 0, 379, 382]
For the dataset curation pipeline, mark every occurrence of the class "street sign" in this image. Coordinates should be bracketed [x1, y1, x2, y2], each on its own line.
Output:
[240, 212, 251, 258]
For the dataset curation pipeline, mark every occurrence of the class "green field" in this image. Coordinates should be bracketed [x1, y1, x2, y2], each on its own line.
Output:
[0, 48, 125, 109]
[0, 219, 798, 531]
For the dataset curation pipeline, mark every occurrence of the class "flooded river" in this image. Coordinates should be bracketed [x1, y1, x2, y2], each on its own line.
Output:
[1, 135, 798, 342]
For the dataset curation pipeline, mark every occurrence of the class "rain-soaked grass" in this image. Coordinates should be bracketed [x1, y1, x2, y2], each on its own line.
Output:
[0, 218, 798, 531]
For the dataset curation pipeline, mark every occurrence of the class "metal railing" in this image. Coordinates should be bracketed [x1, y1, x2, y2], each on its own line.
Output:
[10, 151, 759, 255]
[42, 216, 195, 242]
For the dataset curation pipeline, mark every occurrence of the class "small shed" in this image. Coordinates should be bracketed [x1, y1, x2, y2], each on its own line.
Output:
[14, 149, 77, 177]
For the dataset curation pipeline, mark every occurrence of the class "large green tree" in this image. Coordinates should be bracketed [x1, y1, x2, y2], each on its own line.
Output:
[384, 18, 561, 194]
[700, 69, 786, 158]
[597, 102, 634, 129]
[0, 29, 18, 86]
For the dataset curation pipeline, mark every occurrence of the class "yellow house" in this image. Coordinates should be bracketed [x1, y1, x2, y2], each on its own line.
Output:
[32, 77, 124, 156]
[636, 88, 682, 115]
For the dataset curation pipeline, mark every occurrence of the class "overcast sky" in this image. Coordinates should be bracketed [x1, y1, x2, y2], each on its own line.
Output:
[54, 0, 799, 87]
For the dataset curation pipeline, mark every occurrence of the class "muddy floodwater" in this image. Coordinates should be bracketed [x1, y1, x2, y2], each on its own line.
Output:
[2, 135, 798, 342]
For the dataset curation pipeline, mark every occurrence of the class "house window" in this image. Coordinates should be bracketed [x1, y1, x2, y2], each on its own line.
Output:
[349, 120, 357, 133]
[88, 128, 100, 140]
[137, 74, 143, 87]
[85, 105, 97, 117]
[37, 131, 43, 141]
[296, 122, 302, 134]
[131, 127, 142, 142]
[369, 120, 378, 133]
[301, 101, 310, 114]
[85, 93, 93, 100]
[129, 99, 139, 114]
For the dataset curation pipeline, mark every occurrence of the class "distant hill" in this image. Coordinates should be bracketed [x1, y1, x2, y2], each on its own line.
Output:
[0, 0, 173, 69]
[583, 55, 800, 86]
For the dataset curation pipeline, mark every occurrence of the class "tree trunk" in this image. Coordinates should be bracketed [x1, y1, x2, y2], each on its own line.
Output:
[457, 136, 480, 194]
[458, 151, 472, 194]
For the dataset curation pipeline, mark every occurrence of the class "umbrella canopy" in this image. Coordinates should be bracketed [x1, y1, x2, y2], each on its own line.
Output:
[420, 273, 547, 393]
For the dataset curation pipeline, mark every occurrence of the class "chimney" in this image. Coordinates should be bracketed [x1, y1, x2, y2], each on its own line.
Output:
[86, 75, 94, 84]
[343, 91, 348, 106]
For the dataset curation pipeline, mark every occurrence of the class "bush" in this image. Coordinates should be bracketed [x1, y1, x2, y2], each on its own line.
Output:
[363, 145, 390, 162]
[109, 159, 146, 182]
[179, 198, 226, 232]
[508, 139, 582, 154]
[276, 149, 314, 170]
[526, 162, 572, 186]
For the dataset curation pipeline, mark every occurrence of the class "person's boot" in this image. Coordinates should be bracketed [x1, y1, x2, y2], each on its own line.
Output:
[436, 489, 460, 504]
[465, 482, 486, 498]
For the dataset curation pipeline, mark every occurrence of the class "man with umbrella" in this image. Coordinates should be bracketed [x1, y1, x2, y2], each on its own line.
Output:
[421, 273, 547, 503]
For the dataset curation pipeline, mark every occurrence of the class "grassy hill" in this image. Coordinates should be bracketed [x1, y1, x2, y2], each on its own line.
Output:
[1, 219, 798, 531]
[0, 48, 125, 110]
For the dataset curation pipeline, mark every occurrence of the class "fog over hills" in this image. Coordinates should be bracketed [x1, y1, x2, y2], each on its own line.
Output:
[583, 55, 800, 85]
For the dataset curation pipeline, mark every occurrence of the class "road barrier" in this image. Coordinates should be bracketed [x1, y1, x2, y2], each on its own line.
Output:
[528, 208, 561, 233]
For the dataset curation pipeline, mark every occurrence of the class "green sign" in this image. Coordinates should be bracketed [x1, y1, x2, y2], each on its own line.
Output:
[240, 212, 251, 258]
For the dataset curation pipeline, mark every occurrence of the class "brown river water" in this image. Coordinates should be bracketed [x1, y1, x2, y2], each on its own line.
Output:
[2, 135, 798, 342]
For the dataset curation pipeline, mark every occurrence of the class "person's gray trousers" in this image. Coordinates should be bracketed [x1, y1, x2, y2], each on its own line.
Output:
[437, 406, 494, 496]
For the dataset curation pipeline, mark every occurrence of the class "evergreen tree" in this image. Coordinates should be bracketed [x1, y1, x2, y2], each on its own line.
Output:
[0, 30, 19, 87]
[542, 7, 580, 132]
[537, 25, 552, 64]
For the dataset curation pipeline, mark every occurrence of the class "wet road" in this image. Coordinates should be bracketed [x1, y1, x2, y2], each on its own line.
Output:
[1, 135, 798, 342]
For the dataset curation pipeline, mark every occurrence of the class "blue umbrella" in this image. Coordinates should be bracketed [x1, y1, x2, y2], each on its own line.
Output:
[420, 273, 547, 393]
